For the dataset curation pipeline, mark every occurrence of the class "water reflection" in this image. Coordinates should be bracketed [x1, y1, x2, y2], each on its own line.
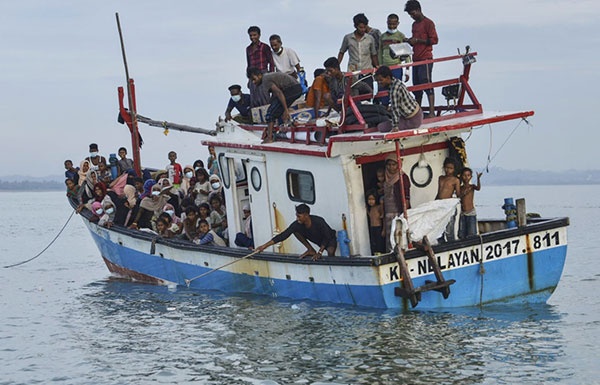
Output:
[62, 279, 573, 384]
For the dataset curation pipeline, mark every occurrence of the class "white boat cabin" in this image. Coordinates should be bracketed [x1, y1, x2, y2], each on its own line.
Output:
[203, 52, 533, 257]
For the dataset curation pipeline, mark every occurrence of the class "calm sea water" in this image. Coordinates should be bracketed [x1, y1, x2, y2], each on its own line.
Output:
[1, 186, 598, 385]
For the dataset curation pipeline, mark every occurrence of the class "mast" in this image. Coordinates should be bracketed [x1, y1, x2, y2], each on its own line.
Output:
[115, 13, 142, 177]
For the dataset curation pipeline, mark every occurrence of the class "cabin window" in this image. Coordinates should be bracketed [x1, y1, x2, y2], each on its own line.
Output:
[250, 167, 262, 191]
[286, 169, 315, 204]
[219, 155, 247, 189]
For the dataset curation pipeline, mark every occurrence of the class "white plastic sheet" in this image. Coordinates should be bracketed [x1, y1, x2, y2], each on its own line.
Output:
[391, 198, 461, 249]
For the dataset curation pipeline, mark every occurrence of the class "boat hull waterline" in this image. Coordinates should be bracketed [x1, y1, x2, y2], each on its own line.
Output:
[83, 218, 568, 309]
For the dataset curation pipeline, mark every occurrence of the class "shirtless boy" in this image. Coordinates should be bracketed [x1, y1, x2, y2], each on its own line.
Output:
[458, 167, 482, 239]
[436, 158, 461, 242]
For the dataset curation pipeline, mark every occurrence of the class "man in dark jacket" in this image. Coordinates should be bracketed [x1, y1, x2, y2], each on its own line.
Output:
[256, 204, 337, 260]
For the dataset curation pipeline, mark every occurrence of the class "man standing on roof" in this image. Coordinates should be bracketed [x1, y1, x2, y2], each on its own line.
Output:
[246, 26, 275, 107]
[255, 204, 337, 261]
[338, 13, 379, 72]
[247, 67, 303, 143]
[374, 66, 422, 131]
[404, 0, 438, 119]
[269, 34, 302, 79]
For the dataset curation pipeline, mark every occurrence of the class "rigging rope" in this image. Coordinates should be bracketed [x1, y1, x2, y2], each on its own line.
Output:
[484, 117, 530, 172]
[3, 209, 76, 268]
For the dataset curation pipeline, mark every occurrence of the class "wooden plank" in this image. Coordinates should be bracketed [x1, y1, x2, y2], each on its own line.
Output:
[516, 198, 527, 227]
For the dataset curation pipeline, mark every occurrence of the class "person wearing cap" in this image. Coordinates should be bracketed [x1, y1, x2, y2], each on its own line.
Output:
[234, 204, 254, 248]
[85, 143, 107, 172]
[382, 153, 411, 251]
[255, 204, 336, 260]
[225, 84, 252, 124]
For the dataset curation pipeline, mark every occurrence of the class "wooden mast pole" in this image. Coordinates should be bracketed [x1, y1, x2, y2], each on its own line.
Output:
[115, 12, 142, 177]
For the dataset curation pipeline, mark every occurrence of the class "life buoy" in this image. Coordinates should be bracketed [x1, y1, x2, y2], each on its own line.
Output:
[410, 161, 433, 188]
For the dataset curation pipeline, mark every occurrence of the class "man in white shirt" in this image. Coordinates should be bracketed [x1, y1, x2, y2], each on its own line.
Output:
[269, 34, 302, 79]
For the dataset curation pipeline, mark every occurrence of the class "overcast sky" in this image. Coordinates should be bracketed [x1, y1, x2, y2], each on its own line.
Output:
[1, 1, 599, 177]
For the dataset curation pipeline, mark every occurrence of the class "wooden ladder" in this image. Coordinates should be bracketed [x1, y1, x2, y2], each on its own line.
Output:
[394, 235, 456, 307]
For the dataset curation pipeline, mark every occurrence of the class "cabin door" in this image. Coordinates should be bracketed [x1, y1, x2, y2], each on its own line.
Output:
[243, 157, 274, 248]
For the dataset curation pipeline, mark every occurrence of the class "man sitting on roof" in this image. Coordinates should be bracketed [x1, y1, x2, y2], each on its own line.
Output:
[255, 204, 337, 261]
[246, 67, 303, 143]
[322, 57, 372, 113]
[225, 84, 252, 124]
[374, 65, 422, 131]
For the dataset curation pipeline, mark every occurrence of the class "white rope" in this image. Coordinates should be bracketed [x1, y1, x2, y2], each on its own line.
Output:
[484, 117, 530, 172]
[184, 249, 260, 286]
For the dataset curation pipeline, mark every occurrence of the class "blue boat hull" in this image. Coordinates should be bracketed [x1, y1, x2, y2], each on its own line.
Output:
[84, 217, 568, 310]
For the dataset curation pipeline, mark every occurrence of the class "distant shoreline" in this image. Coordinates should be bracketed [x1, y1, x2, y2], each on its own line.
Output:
[3, 167, 600, 190]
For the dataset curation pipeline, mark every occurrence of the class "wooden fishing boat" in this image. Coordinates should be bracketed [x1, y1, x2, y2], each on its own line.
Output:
[70, 50, 568, 310]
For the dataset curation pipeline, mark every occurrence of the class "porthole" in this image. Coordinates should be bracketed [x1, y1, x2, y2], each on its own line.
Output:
[250, 166, 262, 191]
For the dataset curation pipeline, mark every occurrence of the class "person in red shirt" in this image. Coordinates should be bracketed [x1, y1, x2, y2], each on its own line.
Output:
[246, 26, 275, 107]
[404, 0, 438, 118]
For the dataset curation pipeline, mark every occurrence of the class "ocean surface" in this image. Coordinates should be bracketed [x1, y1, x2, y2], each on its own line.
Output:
[1, 186, 598, 385]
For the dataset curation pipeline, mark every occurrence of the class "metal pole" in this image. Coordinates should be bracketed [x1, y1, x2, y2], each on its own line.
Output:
[115, 12, 142, 177]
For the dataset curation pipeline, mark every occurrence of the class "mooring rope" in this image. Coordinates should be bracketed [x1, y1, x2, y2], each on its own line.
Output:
[184, 249, 260, 287]
[3, 209, 76, 268]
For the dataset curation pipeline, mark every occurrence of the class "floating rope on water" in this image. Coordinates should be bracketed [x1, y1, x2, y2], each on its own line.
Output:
[3, 209, 76, 268]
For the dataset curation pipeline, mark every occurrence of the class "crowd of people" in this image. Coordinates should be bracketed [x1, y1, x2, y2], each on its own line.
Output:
[65, 147, 482, 257]
[65, 143, 254, 249]
[225, 0, 439, 142]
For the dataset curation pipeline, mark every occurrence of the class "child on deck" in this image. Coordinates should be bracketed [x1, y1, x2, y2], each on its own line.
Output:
[181, 205, 201, 242]
[117, 147, 135, 176]
[99, 201, 116, 228]
[64, 160, 79, 185]
[458, 167, 482, 239]
[192, 168, 211, 206]
[156, 213, 177, 238]
[436, 157, 461, 242]
[65, 178, 79, 203]
[366, 190, 385, 254]
[194, 219, 227, 246]
[97, 162, 112, 185]
[209, 195, 226, 235]
[166, 151, 183, 188]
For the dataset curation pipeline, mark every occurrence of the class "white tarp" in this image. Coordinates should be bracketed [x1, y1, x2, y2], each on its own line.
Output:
[391, 198, 461, 249]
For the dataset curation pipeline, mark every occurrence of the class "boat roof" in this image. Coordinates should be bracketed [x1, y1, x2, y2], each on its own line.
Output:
[117, 51, 535, 160]
[204, 109, 534, 158]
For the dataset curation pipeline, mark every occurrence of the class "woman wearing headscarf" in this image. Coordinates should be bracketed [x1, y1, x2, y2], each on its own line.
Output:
[76, 170, 99, 212]
[382, 154, 411, 252]
[130, 184, 170, 230]
[78, 160, 90, 187]
[120, 184, 138, 226]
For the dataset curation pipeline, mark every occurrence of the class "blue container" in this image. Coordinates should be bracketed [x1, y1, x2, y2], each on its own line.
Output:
[337, 230, 351, 257]
[502, 197, 517, 228]
[109, 153, 118, 180]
